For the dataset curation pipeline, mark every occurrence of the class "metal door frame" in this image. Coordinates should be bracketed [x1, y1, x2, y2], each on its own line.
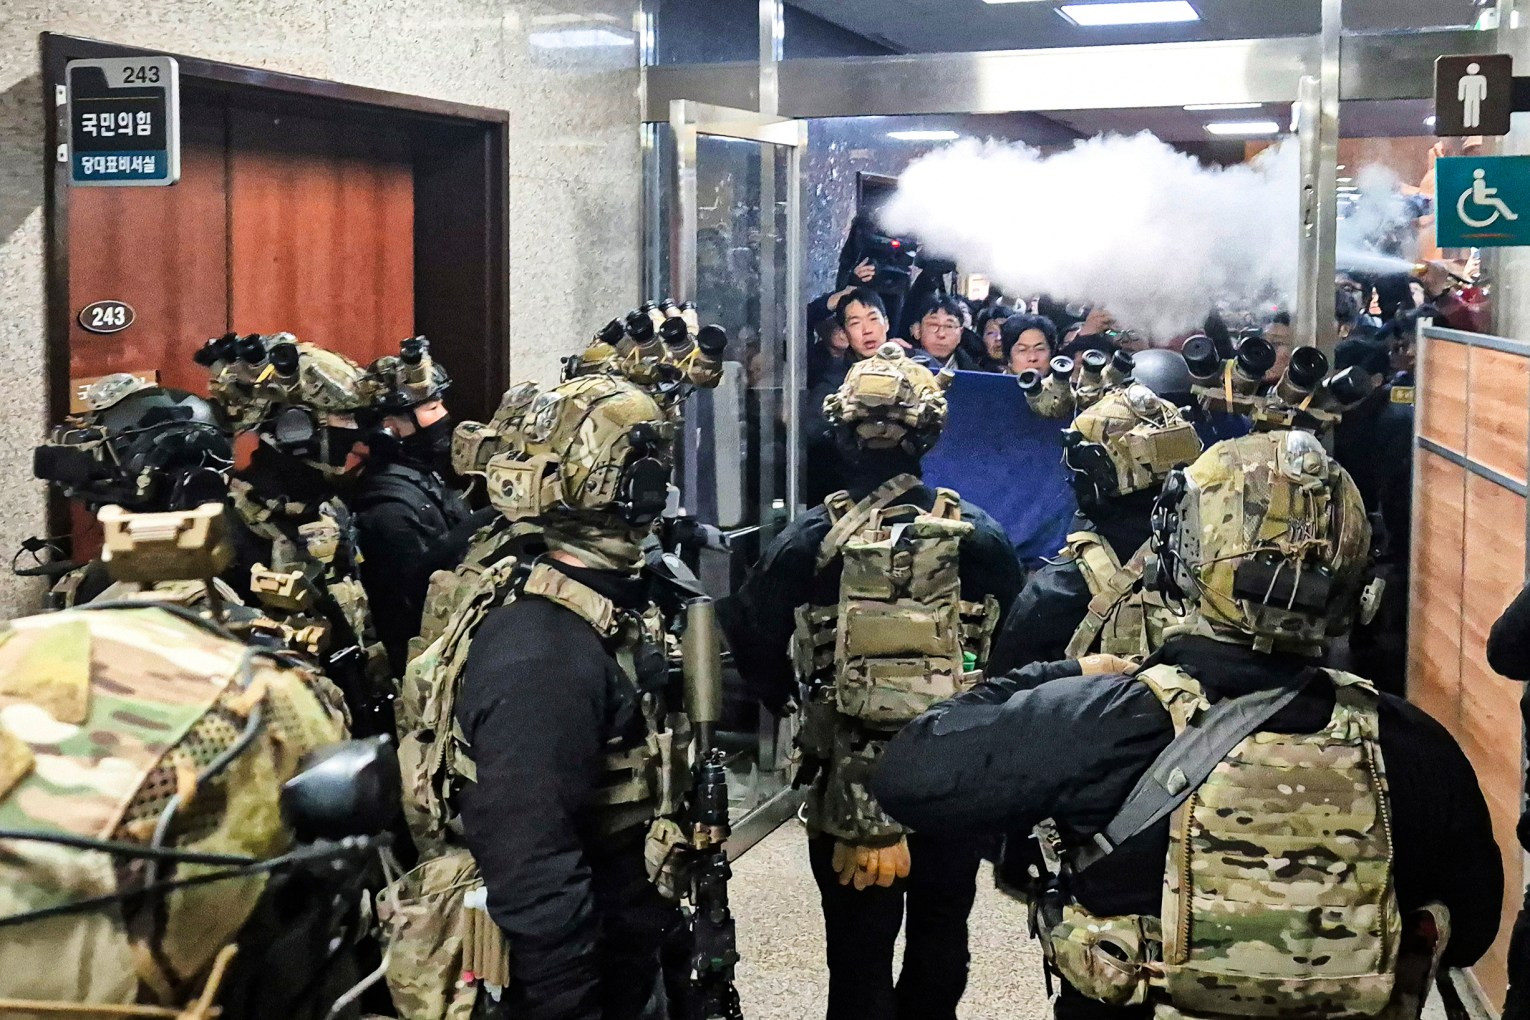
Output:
[666, 99, 808, 515]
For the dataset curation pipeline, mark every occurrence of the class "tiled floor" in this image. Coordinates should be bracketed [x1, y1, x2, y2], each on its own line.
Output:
[730, 820, 1053, 1020]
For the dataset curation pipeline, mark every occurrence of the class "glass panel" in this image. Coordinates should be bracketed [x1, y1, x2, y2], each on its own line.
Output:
[686, 131, 795, 820]
[652, 0, 759, 66]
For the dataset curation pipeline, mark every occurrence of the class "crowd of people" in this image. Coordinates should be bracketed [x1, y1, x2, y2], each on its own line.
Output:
[0, 250, 1522, 1020]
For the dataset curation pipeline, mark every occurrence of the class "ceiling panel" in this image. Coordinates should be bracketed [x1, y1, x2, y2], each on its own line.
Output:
[784, 0, 1479, 55]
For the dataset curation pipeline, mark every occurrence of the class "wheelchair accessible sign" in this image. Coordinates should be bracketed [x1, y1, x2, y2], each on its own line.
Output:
[1437, 156, 1530, 247]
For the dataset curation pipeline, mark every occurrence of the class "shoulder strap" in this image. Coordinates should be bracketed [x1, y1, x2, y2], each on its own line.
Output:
[1066, 531, 1123, 599]
[1070, 668, 1311, 873]
[521, 561, 621, 638]
[815, 473, 922, 570]
[930, 487, 962, 522]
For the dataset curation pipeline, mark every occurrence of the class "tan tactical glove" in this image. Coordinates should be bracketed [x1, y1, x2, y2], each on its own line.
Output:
[1077, 653, 1138, 676]
[831, 837, 911, 890]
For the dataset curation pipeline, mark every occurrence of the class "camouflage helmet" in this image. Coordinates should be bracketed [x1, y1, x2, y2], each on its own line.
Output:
[199, 333, 368, 431]
[1151, 430, 1372, 655]
[823, 342, 952, 454]
[449, 381, 541, 479]
[80, 373, 154, 412]
[1064, 383, 1203, 506]
[483, 373, 672, 526]
[365, 336, 451, 416]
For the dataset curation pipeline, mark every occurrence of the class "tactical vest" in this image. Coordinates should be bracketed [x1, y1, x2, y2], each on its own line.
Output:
[1046, 665, 1401, 1019]
[0, 605, 346, 1017]
[229, 480, 388, 676]
[386, 557, 688, 1020]
[407, 518, 543, 669]
[1062, 532, 1173, 659]
[790, 475, 999, 843]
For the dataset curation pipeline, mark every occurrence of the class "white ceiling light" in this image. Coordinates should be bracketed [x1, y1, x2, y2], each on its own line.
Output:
[888, 130, 960, 141]
[1058, 1, 1200, 27]
[1425, 115, 1438, 127]
[1204, 120, 1282, 136]
[1183, 102, 1261, 111]
[529, 27, 634, 47]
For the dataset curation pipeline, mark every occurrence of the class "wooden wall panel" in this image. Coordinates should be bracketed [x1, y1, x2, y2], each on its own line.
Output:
[67, 98, 228, 395]
[1468, 346, 1530, 486]
[1459, 473, 1528, 1008]
[1409, 451, 1467, 726]
[229, 109, 414, 368]
[1419, 337, 1469, 453]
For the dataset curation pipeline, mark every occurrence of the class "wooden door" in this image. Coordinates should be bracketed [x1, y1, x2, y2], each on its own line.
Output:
[67, 96, 229, 397]
[228, 108, 415, 366]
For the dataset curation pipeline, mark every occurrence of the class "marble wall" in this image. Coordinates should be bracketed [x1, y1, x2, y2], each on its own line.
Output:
[0, 0, 644, 614]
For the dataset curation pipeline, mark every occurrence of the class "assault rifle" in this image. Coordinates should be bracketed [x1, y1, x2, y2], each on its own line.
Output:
[681, 596, 744, 1020]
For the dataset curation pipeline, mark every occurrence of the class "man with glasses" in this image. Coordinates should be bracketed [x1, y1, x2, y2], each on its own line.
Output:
[911, 295, 980, 371]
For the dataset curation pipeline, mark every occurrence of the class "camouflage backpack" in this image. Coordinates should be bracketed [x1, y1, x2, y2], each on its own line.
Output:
[0, 605, 346, 1016]
[1061, 533, 1175, 659]
[793, 474, 998, 730]
[1046, 664, 1401, 1018]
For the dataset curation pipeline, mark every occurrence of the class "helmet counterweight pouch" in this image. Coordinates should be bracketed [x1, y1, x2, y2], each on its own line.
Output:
[832, 504, 975, 728]
[486, 453, 559, 521]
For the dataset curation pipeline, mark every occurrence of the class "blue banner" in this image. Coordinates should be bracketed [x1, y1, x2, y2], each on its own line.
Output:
[922, 371, 1077, 562]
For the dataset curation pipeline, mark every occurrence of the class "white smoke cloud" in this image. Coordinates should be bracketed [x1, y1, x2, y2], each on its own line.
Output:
[879, 132, 1301, 340]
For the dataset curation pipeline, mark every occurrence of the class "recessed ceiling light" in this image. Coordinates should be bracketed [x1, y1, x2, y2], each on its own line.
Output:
[1425, 115, 1438, 127]
[529, 27, 634, 48]
[888, 130, 960, 141]
[1183, 102, 1261, 112]
[1058, 1, 1200, 27]
[1204, 120, 1281, 136]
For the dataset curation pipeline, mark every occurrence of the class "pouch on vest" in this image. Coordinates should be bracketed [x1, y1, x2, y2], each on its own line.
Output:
[378, 849, 502, 1020]
[833, 510, 973, 727]
[1045, 902, 1160, 1008]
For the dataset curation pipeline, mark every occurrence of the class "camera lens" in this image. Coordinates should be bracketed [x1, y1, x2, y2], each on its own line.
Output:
[1287, 345, 1329, 391]
[236, 334, 267, 365]
[1181, 335, 1221, 380]
[1235, 334, 1277, 379]
[1016, 370, 1043, 395]
[659, 317, 689, 346]
[400, 336, 427, 366]
[269, 342, 301, 377]
[696, 325, 728, 357]
[596, 319, 625, 346]
[1049, 355, 1075, 378]
[626, 310, 655, 344]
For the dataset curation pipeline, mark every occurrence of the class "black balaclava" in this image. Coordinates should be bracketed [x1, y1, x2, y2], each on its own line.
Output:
[1083, 486, 1160, 560]
[835, 427, 926, 500]
[241, 441, 333, 512]
[401, 411, 454, 474]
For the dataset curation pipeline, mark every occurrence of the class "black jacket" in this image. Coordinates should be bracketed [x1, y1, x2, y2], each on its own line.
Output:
[874, 636, 1503, 973]
[1333, 386, 1414, 561]
[456, 560, 677, 1020]
[1488, 582, 1530, 852]
[352, 458, 472, 676]
[718, 477, 1023, 713]
[987, 500, 1156, 676]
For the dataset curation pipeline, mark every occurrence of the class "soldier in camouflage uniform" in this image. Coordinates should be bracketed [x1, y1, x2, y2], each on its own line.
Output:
[874, 429, 1502, 1020]
[988, 361, 1202, 676]
[194, 332, 394, 737]
[26, 374, 233, 608]
[0, 500, 387, 1020]
[719, 342, 1022, 1020]
[386, 370, 692, 1020]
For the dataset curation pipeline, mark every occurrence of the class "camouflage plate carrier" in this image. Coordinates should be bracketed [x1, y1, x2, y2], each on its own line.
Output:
[791, 474, 999, 843]
[384, 557, 690, 1020]
[1046, 664, 1403, 1019]
[228, 478, 388, 673]
[0, 606, 347, 1018]
[1061, 533, 1176, 660]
